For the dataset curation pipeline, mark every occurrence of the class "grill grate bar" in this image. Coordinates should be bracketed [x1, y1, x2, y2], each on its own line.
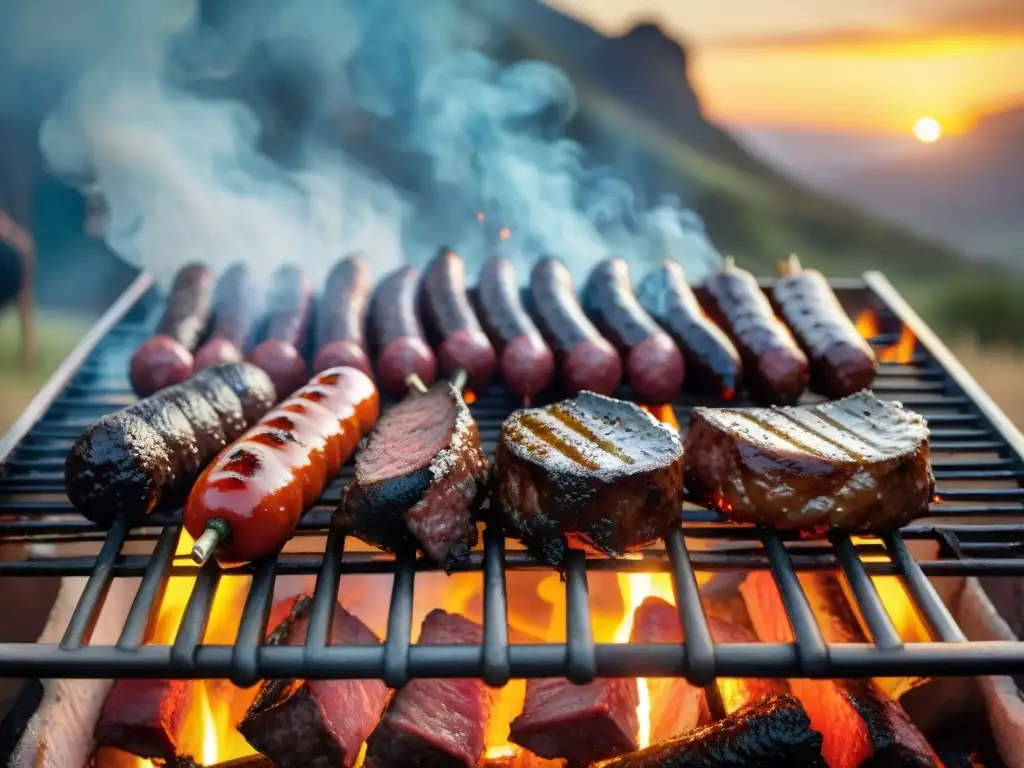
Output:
[830, 535, 903, 651]
[382, 546, 417, 687]
[762, 531, 828, 675]
[481, 527, 512, 686]
[882, 533, 967, 643]
[170, 562, 220, 670]
[565, 549, 598, 683]
[232, 555, 278, 687]
[666, 529, 716, 684]
[306, 527, 344, 654]
[59, 515, 130, 650]
[117, 526, 180, 650]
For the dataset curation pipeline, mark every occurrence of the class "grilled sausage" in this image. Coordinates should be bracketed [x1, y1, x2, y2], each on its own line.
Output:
[638, 260, 743, 401]
[129, 264, 214, 396]
[194, 264, 258, 371]
[773, 255, 878, 398]
[701, 258, 809, 404]
[529, 257, 622, 396]
[183, 367, 379, 565]
[583, 258, 685, 403]
[369, 266, 437, 398]
[65, 362, 275, 527]
[313, 256, 373, 377]
[473, 257, 555, 397]
[419, 248, 497, 390]
[248, 264, 314, 400]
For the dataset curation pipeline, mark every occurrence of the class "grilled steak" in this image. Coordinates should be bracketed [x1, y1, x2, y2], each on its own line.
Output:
[94, 594, 310, 760]
[589, 694, 826, 768]
[364, 610, 497, 768]
[684, 390, 933, 532]
[741, 571, 939, 768]
[630, 596, 789, 743]
[335, 382, 488, 568]
[238, 602, 389, 768]
[495, 392, 685, 566]
[509, 677, 639, 764]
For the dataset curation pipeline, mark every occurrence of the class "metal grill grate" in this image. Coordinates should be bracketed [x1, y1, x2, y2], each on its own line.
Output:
[2, 270, 1024, 687]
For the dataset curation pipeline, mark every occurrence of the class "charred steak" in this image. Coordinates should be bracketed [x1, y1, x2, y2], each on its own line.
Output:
[590, 694, 826, 768]
[335, 382, 488, 568]
[495, 391, 685, 566]
[685, 390, 933, 532]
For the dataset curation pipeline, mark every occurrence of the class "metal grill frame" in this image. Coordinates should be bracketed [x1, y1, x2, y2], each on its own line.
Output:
[2, 270, 1024, 687]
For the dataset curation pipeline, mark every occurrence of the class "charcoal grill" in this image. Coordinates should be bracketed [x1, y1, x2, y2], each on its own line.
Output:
[1, 270, 1024, 689]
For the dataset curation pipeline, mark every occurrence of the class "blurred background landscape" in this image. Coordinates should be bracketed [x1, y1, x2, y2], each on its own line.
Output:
[0, 0, 1021, 431]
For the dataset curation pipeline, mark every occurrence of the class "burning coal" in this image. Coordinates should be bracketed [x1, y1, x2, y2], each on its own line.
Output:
[1, 0, 721, 294]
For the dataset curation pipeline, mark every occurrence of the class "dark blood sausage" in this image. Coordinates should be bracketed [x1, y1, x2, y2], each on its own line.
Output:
[65, 362, 275, 527]
[700, 259, 809, 404]
[239, 600, 389, 768]
[474, 256, 555, 398]
[529, 257, 622, 396]
[130, 263, 214, 396]
[94, 594, 311, 761]
[583, 258, 685, 403]
[313, 256, 373, 377]
[684, 391, 934, 532]
[742, 571, 939, 768]
[494, 392, 684, 566]
[631, 596, 791, 743]
[590, 695, 827, 768]
[420, 248, 497, 390]
[184, 368, 379, 565]
[336, 382, 488, 569]
[364, 610, 498, 768]
[247, 264, 314, 399]
[194, 263, 258, 371]
[509, 677, 639, 765]
[369, 266, 438, 398]
[637, 260, 743, 401]
[773, 256, 878, 398]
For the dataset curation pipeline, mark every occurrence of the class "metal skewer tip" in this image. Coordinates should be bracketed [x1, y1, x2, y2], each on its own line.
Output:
[405, 373, 429, 395]
[190, 518, 230, 565]
[450, 367, 468, 393]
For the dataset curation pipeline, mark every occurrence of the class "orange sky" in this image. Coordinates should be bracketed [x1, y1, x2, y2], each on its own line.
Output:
[546, 0, 1024, 133]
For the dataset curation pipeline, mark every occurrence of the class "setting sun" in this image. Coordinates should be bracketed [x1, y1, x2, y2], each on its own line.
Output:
[913, 116, 943, 144]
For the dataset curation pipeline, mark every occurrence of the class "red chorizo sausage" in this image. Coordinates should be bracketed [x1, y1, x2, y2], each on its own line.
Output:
[369, 266, 437, 398]
[183, 367, 379, 565]
[313, 256, 373, 377]
[130, 264, 214, 396]
[194, 263, 258, 371]
[772, 255, 877, 398]
[247, 264, 314, 400]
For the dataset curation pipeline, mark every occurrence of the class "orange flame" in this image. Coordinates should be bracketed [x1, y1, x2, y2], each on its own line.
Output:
[854, 308, 880, 340]
[878, 325, 916, 364]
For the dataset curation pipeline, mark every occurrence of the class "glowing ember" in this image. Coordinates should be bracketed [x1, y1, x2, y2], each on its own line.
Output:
[878, 325, 916, 364]
[463, 388, 477, 404]
[499, 227, 511, 241]
[486, 744, 517, 760]
[477, 212, 486, 222]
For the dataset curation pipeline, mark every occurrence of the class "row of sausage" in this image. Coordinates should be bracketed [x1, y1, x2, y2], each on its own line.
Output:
[129, 251, 877, 406]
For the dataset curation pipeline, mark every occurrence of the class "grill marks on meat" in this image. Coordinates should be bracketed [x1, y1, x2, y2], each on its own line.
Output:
[336, 382, 488, 568]
[495, 392, 684, 566]
[684, 391, 934, 532]
[741, 571, 938, 768]
[589, 694, 826, 768]
[630, 596, 789, 743]
[239, 602, 389, 768]
[509, 677, 640, 764]
[364, 610, 497, 768]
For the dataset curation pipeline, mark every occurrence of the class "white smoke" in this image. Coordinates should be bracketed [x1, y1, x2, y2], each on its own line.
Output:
[5, 0, 722, 291]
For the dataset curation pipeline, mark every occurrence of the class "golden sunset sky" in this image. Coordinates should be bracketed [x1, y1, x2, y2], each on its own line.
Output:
[547, 0, 1024, 134]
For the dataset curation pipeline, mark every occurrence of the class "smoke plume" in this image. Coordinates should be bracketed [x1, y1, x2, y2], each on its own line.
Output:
[2, 0, 722, 291]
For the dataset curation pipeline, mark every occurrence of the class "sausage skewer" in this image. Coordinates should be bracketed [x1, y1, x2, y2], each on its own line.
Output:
[473, 256, 555, 398]
[65, 362, 276, 527]
[129, 264, 214, 396]
[773, 254, 878, 398]
[637, 260, 743, 401]
[186, 366, 379, 566]
[313, 256, 373, 377]
[419, 248, 497, 392]
[194, 263, 258, 371]
[701, 256, 809, 404]
[247, 264, 314, 400]
[583, 257, 685, 402]
[369, 266, 438, 399]
[529, 257, 622, 396]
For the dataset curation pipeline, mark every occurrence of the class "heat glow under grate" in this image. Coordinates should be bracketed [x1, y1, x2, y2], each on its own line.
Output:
[1, 270, 1024, 685]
